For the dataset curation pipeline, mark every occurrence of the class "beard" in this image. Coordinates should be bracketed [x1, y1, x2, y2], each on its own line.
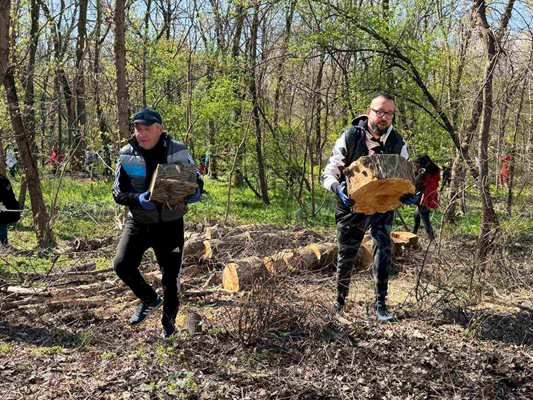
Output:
[369, 120, 390, 136]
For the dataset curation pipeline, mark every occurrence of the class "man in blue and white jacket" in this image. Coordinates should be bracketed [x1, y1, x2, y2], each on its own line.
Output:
[113, 108, 203, 338]
[322, 93, 416, 322]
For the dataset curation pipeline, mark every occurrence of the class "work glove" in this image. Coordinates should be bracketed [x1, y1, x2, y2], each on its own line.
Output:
[336, 182, 355, 208]
[400, 191, 420, 206]
[138, 191, 156, 210]
[186, 187, 202, 204]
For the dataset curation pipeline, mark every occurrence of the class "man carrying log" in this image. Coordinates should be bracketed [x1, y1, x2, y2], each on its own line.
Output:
[112, 108, 203, 338]
[322, 93, 418, 322]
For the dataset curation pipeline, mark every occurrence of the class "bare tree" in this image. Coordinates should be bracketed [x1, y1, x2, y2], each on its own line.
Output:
[114, 0, 131, 141]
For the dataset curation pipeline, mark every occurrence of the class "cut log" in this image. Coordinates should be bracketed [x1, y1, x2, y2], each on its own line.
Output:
[344, 154, 415, 215]
[204, 225, 222, 240]
[148, 163, 198, 213]
[222, 256, 267, 292]
[391, 231, 418, 248]
[263, 243, 337, 274]
[354, 234, 373, 271]
[353, 231, 418, 271]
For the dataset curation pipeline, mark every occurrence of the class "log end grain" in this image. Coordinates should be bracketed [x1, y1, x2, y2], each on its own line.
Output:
[351, 178, 415, 214]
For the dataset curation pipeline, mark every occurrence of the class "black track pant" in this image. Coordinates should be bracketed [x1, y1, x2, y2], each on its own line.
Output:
[114, 216, 184, 325]
[335, 203, 393, 304]
[413, 205, 434, 240]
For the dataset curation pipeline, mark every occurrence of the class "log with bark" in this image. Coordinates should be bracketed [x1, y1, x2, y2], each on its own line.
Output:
[222, 256, 267, 292]
[344, 154, 415, 215]
[148, 163, 197, 213]
[263, 243, 337, 274]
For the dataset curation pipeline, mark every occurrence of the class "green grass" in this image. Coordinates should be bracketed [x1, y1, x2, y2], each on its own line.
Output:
[2, 174, 531, 277]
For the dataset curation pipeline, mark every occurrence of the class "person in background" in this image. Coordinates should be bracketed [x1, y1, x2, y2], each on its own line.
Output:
[46, 147, 61, 174]
[440, 163, 451, 192]
[498, 154, 511, 187]
[412, 154, 440, 241]
[0, 173, 21, 247]
[112, 108, 203, 339]
[5, 146, 17, 178]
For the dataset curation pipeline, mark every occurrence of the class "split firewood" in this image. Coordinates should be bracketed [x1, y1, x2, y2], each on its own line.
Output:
[222, 256, 267, 292]
[148, 163, 198, 213]
[344, 154, 415, 215]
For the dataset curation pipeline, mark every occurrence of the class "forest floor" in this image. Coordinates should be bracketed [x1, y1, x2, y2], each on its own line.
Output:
[1, 222, 532, 400]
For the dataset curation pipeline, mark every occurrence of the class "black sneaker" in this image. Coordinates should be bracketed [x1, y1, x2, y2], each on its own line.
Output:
[162, 321, 176, 339]
[130, 297, 163, 325]
[332, 300, 345, 313]
[375, 301, 394, 322]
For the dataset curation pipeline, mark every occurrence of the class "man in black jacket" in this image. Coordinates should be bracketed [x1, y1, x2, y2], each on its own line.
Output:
[322, 93, 416, 322]
[112, 108, 203, 338]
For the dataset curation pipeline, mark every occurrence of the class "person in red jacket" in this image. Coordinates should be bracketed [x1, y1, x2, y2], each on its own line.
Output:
[412, 154, 440, 241]
[498, 154, 511, 187]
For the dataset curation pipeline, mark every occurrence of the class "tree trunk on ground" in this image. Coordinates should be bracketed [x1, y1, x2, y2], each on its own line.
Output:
[114, 0, 131, 141]
[3, 68, 54, 247]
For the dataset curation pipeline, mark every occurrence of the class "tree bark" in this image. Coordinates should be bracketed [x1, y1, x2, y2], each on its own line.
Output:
[250, 3, 269, 204]
[474, 0, 514, 258]
[114, 0, 131, 141]
[0, 0, 9, 82]
[73, 0, 88, 169]
[3, 68, 54, 247]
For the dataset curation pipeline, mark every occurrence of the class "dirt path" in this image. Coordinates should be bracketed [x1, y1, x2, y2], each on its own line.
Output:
[1, 225, 532, 399]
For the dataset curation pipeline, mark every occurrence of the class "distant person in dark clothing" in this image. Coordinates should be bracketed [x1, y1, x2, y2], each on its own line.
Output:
[0, 173, 21, 246]
[412, 155, 440, 241]
[440, 164, 451, 192]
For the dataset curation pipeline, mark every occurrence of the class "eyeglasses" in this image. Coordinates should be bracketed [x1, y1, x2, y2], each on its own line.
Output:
[371, 108, 395, 118]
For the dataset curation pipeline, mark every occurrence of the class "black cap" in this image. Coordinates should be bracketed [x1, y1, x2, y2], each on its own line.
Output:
[133, 108, 162, 126]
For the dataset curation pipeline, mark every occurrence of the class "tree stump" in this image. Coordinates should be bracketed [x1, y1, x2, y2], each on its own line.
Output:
[344, 154, 415, 215]
[148, 163, 197, 213]
[222, 256, 267, 292]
